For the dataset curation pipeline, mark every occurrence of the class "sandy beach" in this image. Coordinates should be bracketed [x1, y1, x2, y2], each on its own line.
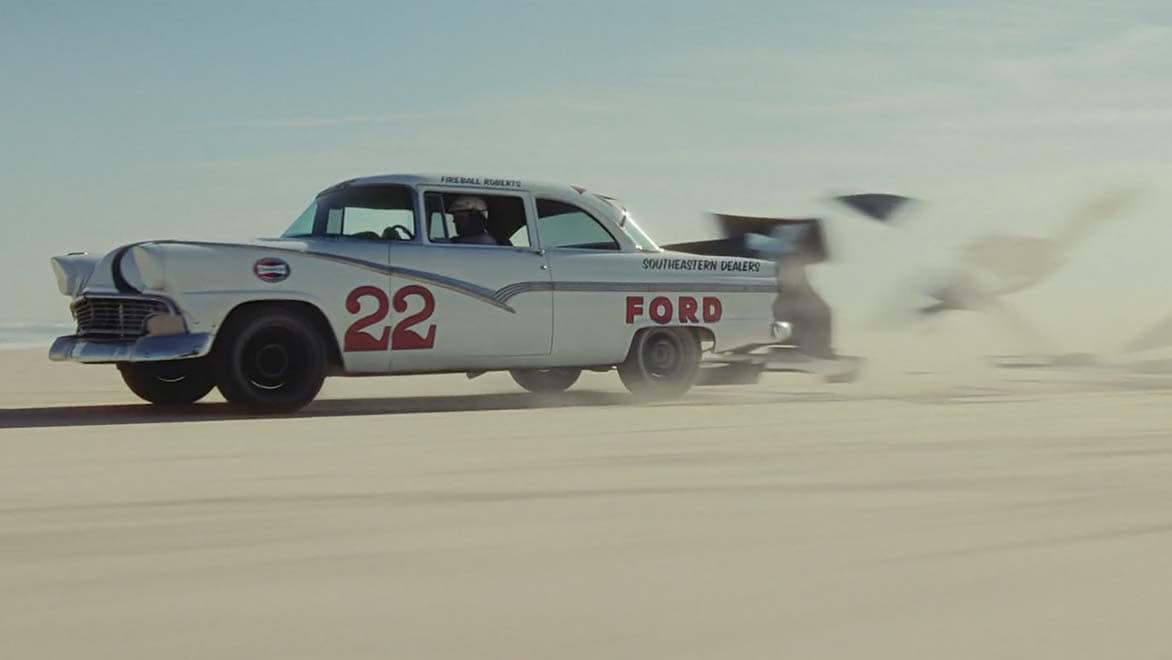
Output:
[3, 345, 1172, 659]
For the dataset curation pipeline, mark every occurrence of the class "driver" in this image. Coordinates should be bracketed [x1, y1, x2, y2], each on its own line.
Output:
[448, 196, 497, 245]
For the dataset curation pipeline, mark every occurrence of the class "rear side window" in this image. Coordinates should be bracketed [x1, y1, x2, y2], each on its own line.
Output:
[536, 199, 619, 250]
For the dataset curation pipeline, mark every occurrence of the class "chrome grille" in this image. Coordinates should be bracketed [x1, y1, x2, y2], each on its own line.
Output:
[71, 297, 170, 339]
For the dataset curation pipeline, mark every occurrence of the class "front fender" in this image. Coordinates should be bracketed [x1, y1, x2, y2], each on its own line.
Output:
[124, 241, 381, 362]
[49, 253, 103, 296]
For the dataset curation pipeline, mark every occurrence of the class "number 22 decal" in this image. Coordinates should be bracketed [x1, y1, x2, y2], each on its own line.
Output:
[390, 285, 436, 350]
[344, 285, 437, 352]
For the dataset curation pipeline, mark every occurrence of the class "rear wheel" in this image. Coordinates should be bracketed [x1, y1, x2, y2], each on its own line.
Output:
[214, 306, 327, 413]
[510, 368, 581, 394]
[618, 327, 701, 400]
[118, 359, 216, 405]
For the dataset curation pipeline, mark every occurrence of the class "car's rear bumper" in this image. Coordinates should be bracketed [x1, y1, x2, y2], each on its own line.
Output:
[49, 332, 213, 364]
[707, 321, 794, 360]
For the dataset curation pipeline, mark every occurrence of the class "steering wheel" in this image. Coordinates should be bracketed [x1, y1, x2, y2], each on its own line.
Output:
[382, 225, 413, 241]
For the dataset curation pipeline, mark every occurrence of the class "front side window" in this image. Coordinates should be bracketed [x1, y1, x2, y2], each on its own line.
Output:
[281, 184, 416, 240]
[424, 191, 530, 247]
[536, 199, 619, 250]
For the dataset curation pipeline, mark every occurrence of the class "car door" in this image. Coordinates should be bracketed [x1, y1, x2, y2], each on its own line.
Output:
[385, 187, 553, 372]
[532, 197, 636, 366]
[299, 236, 389, 374]
[293, 183, 418, 374]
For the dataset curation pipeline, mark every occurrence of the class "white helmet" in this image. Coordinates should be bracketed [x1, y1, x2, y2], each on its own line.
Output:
[449, 195, 488, 216]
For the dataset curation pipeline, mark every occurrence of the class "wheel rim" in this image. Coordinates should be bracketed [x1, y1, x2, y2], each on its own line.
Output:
[241, 327, 308, 391]
[150, 365, 192, 384]
[642, 331, 685, 381]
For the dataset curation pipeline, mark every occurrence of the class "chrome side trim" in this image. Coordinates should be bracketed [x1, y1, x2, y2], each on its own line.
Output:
[148, 240, 778, 313]
[493, 281, 776, 306]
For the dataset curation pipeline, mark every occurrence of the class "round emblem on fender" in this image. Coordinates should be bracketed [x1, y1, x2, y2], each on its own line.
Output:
[253, 257, 290, 283]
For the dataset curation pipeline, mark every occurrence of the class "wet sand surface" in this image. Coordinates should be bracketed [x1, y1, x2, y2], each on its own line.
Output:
[3, 348, 1172, 659]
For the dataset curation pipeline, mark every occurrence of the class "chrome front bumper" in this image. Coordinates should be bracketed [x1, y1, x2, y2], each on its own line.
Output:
[49, 332, 213, 364]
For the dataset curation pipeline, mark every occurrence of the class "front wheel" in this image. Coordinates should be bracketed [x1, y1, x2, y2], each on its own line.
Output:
[214, 306, 327, 413]
[618, 327, 701, 400]
[510, 368, 581, 394]
[118, 359, 217, 405]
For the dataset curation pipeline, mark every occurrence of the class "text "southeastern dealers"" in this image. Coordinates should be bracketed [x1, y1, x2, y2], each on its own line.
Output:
[641, 257, 762, 273]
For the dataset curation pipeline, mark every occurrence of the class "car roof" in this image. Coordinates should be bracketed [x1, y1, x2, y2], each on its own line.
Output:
[313, 172, 645, 249]
[319, 172, 606, 203]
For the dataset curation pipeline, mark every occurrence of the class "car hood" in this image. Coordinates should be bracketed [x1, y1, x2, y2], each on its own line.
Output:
[50, 237, 307, 297]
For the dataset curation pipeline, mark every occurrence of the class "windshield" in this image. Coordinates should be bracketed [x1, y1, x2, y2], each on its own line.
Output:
[281, 201, 317, 237]
[596, 195, 661, 252]
[281, 184, 416, 239]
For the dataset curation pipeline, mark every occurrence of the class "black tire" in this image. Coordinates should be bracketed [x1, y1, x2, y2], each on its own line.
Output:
[617, 327, 701, 400]
[213, 305, 327, 413]
[510, 367, 581, 394]
[118, 359, 216, 405]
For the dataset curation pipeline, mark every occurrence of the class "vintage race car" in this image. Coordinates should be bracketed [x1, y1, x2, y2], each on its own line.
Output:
[48, 173, 801, 412]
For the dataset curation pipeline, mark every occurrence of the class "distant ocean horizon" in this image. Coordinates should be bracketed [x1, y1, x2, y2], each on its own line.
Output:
[0, 322, 74, 350]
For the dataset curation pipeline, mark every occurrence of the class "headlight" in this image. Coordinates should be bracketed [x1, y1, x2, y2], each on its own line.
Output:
[131, 245, 167, 291]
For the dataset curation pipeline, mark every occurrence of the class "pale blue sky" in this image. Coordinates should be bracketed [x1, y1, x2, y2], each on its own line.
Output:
[3, 1, 1170, 351]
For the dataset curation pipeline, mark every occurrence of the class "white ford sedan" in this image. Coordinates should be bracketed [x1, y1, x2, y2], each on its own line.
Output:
[49, 174, 794, 412]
